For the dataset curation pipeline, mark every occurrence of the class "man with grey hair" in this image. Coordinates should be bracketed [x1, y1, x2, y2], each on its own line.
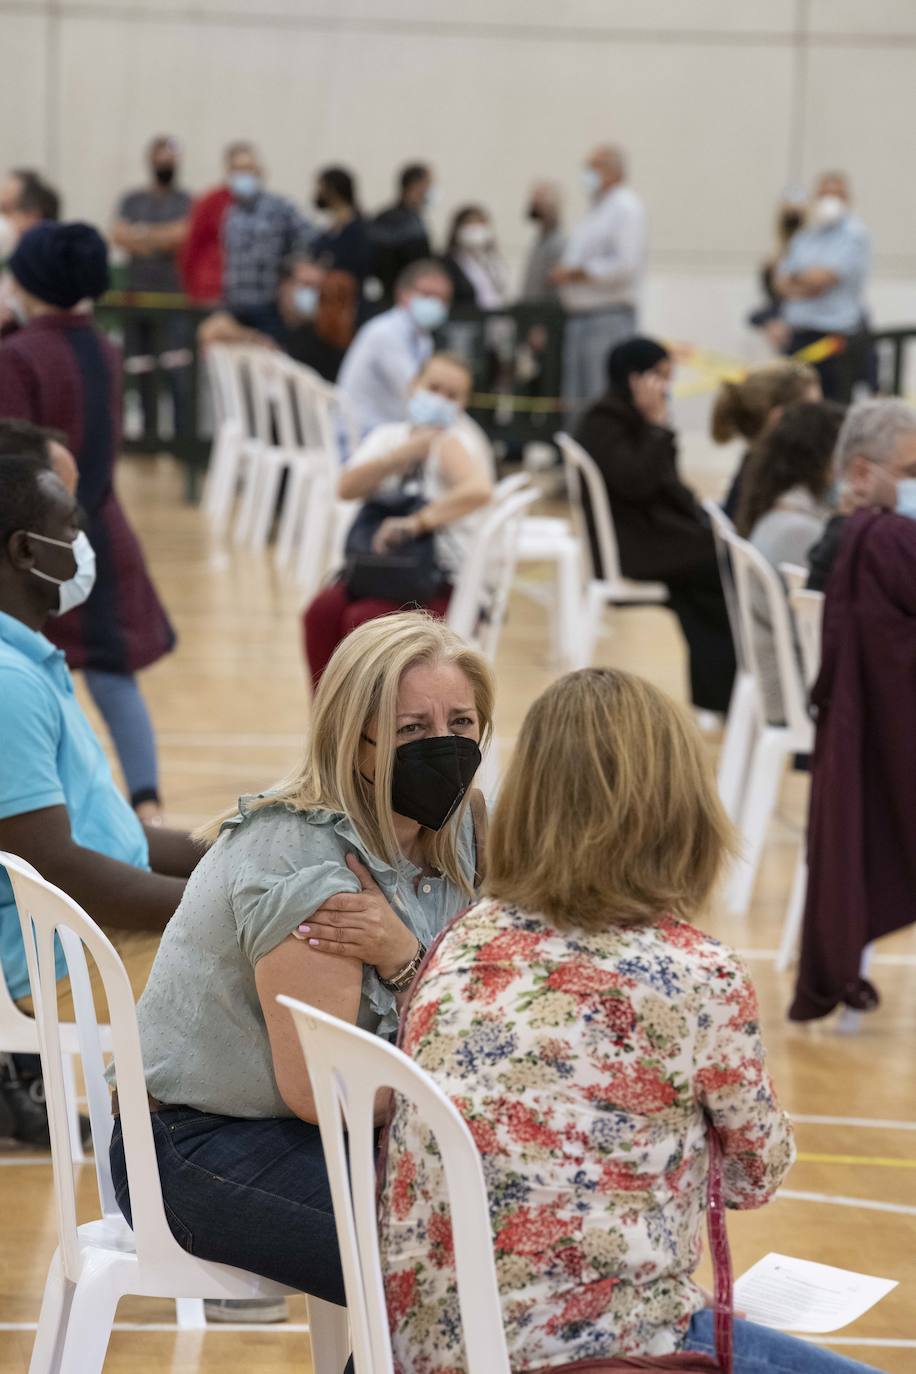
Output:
[551, 144, 647, 416]
[809, 396, 916, 588]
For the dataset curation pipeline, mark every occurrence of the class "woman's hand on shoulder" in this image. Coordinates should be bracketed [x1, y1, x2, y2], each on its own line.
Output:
[296, 854, 420, 980]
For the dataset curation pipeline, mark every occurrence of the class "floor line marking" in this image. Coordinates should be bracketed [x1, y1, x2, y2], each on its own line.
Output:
[792, 1114, 916, 1131]
[777, 1188, 916, 1216]
[795, 1152, 916, 1169]
[0, 1321, 312, 1333]
[0, 1322, 913, 1348]
[736, 948, 916, 967]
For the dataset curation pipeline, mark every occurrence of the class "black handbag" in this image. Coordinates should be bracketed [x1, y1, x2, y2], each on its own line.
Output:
[343, 469, 444, 604]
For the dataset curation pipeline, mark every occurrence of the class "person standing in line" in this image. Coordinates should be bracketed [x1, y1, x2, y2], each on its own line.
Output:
[551, 143, 647, 417]
[774, 171, 871, 401]
[370, 162, 435, 303]
[519, 181, 565, 304]
[442, 205, 508, 309]
[180, 146, 238, 304]
[0, 169, 61, 335]
[221, 142, 314, 345]
[110, 137, 194, 441]
[338, 259, 453, 436]
[0, 222, 176, 821]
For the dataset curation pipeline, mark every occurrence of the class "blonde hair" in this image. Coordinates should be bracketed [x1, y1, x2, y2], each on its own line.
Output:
[200, 613, 495, 892]
[711, 361, 818, 444]
[486, 669, 736, 928]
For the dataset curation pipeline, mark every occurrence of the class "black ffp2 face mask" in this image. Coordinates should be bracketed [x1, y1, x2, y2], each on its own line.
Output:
[366, 734, 482, 831]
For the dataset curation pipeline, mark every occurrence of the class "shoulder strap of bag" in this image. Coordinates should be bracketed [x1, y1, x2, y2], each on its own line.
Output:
[468, 788, 489, 889]
[705, 1129, 733, 1373]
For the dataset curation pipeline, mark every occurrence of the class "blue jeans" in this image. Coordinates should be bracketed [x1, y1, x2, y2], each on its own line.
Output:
[685, 1309, 885, 1373]
[83, 670, 159, 807]
[109, 1106, 345, 1306]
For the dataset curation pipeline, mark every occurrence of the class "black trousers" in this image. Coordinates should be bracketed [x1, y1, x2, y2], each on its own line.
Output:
[664, 557, 736, 714]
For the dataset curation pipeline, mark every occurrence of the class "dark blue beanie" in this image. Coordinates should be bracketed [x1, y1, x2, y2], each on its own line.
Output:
[9, 221, 110, 309]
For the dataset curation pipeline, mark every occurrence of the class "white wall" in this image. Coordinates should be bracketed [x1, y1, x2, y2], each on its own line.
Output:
[6, 0, 916, 359]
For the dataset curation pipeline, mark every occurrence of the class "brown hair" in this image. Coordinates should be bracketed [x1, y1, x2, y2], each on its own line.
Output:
[711, 361, 818, 444]
[485, 669, 736, 928]
[735, 399, 845, 538]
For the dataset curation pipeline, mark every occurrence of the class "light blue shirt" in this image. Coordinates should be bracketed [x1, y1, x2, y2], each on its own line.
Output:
[338, 306, 433, 436]
[133, 797, 479, 1117]
[780, 215, 871, 334]
[0, 612, 149, 1000]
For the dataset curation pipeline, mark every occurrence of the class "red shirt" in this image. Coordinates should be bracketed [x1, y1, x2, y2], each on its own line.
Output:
[180, 185, 232, 302]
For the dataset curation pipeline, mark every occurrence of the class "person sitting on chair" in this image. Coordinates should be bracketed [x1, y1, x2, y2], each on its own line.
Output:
[109, 614, 493, 1321]
[380, 668, 874, 1373]
[0, 434, 201, 1143]
[735, 400, 844, 722]
[576, 336, 735, 715]
[303, 353, 493, 687]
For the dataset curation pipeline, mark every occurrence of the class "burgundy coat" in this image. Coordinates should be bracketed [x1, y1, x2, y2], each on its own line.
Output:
[0, 314, 175, 673]
[790, 509, 916, 1021]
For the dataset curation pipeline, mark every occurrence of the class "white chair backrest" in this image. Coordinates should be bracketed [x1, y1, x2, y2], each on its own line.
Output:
[555, 431, 622, 583]
[790, 587, 825, 689]
[0, 853, 194, 1283]
[780, 562, 809, 596]
[702, 499, 748, 675]
[0, 910, 42, 1055]
[278, 997, 511, 1374]
[447, 486, 539, 653]
[721, 527, 811, 736]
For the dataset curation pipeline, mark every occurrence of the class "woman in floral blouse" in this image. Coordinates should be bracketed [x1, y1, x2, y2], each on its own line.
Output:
[379, 669, 881, 1374]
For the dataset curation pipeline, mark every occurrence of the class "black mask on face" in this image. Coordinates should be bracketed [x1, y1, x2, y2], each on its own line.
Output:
[780, 210, 803, 236]
[527, 205, 543, 222]
[364, 733, 482, 831]
[314, 191, 331, 211]
[154, 165, 176, 188]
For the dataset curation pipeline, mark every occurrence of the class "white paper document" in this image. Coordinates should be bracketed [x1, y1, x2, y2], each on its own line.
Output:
[733, 1252, 897, 1333]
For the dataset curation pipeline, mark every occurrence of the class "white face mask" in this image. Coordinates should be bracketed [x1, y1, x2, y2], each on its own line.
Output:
[811, 194, 846, 228]
[896, 478, 916, 521]
[27, 530, 97, 615]
[0, 213, 16, 261]
[581, 167, 603, 200]
[457, 222, 493, 252]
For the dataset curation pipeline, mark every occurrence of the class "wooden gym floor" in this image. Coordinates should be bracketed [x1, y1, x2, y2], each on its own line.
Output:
[1, 450, 914, 1373]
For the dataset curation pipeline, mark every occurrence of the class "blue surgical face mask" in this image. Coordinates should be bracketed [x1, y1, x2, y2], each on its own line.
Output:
[895, 478, 916, 520]
[581, 167, 602, 199]
[407, 294, 448, 332]
[293, 284, 319, 318]
[229, 171, 261, 201]
[407, 388, 458, 429]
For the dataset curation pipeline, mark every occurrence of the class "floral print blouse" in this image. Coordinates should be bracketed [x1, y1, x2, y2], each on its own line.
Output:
[378, 898, 795, 1373]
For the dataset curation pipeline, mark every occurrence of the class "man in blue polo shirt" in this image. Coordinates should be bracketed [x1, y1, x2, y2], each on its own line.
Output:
[0, 428, 202, 1140]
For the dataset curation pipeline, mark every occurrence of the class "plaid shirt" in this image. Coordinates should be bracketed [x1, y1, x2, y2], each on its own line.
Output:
[222, 192, 313, 310]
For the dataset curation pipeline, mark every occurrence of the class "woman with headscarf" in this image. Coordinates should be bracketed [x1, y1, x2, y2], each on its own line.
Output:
[575, 335, 735, 715]
[0, 221, 176, 819]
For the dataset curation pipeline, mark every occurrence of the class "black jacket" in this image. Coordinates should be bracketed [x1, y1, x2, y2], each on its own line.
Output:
[575, 394, 715, 583]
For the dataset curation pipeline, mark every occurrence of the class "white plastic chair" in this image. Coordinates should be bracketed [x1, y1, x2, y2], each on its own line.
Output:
[774, 586, 825, 973]
[447, 483, 540, 661]
[720, 529, 814, 917]
[555, 432, 667, 668]
[779, 562, 809, 596]
[703, 500, 760, 824]
[203, 345, 269, 536]
[1, 851, 350, 1374]
[0, 896, 110, 1166]
[278, 996, 512, 1374]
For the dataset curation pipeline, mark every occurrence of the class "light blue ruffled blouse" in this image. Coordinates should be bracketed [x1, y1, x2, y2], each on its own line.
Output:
[134, 796, 478, 1119]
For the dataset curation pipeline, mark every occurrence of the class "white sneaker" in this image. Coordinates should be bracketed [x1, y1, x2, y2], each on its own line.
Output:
[204, 1298, 289, 1323]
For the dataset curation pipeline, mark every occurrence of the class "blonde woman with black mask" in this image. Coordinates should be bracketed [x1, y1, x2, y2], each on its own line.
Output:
[109, 612, 493, 1317]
